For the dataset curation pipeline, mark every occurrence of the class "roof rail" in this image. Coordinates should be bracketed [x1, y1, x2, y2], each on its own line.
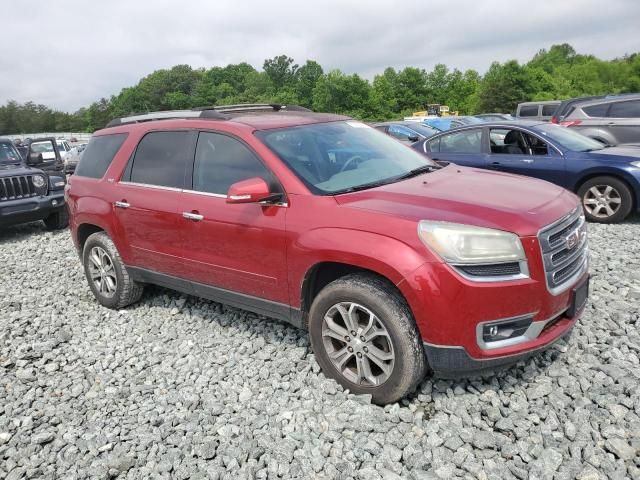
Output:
[105, 103, 312, 128]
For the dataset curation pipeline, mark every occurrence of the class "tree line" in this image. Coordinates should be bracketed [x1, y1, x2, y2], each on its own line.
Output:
[1, 44, 639, 135]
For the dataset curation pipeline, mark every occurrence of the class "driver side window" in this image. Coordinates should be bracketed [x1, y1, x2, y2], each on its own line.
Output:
[193, 132, 276, 195]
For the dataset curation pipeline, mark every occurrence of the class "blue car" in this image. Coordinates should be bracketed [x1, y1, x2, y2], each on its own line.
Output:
[422, 116, 485, 131]
[414, 121, 640, 223]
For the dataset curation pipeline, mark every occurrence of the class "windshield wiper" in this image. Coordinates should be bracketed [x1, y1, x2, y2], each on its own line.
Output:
[332, 179, 397, 195]
[396, 164, 440, 180]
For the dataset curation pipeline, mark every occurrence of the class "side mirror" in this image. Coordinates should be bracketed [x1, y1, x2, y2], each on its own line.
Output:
[27, 152, 43, 165]
[226, 177, 277, 204]
[408, 135, 420, 143]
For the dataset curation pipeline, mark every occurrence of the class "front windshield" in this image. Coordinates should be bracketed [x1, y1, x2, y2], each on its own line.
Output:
[0, 142, 22, 164]
[30, 142, 55, 153]
[536, 124, 605, 152]
[256, 121, 437, 194]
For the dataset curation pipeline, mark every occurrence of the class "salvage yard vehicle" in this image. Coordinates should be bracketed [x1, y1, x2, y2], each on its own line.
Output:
[516, 100, 560, 121]
[0, 138, 68, 229]
[418, 121, 640, 223]
[66, 104, 589, 404]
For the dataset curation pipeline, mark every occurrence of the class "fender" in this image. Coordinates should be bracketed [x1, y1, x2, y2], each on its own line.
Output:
[573, 167, 640, 207]
[289, 227, 437, 310]
[71, 196, 119, 253]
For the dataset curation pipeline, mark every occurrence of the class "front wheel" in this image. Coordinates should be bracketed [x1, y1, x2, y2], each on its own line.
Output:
[577, 176, 633, 223]
[309, 273, 427, 405]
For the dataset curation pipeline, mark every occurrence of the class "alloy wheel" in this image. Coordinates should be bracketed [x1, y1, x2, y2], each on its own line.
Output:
[322, 302, 395, 386]
[87, 246, 117, 298]
[583, 185, 621, 219]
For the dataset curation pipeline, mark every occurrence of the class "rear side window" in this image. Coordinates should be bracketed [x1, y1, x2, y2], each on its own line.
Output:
[583, 103, 609, 117]
[542, 104, 557, 116]
[608, 100, 640, 118]
[75, 133, 127, 179]
[439, 129, 483, 153]
[518, 105, 538, 117]
[129, 131, 193, 188]
[193, 132, 274, 195]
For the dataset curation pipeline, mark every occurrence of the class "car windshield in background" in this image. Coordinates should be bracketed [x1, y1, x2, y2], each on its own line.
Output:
[30, 142, 55, 153]
[0, 142, 22, 164]
[256, 121, 437, 195]
[411, 123, 441, 136]
[536, 124, 606, 152]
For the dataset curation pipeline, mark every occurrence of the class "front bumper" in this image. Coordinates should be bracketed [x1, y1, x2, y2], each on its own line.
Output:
[0, 192, 65, 226]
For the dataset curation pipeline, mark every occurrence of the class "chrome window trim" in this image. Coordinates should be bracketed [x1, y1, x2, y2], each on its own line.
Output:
[119, 181, 183, 193]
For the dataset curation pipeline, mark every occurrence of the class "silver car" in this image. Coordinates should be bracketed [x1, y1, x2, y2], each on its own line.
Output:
[559, 94, 640, 145]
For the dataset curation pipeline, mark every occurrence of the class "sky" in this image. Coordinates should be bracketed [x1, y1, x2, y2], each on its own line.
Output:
[2, 0, 639, 112]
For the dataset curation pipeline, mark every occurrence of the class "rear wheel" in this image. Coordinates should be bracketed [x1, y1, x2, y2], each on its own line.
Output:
[309, 273, 427, 405]
[577, 176, 632, 223]
[83, 232, 143, 309]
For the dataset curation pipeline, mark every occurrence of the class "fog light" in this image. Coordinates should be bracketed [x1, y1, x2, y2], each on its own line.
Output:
[482, 316, 533, 343]
[52, 200, 58, 206]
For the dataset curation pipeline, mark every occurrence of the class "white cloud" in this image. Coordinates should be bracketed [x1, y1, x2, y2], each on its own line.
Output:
[1, 0, 639, 111]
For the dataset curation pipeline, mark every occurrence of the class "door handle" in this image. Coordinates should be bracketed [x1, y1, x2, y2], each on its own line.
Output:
[114, 201, 130, 209]
[607, 122, 616, 125]
[182, 211, 204, 221]
[489, 161, 501, 169]
[521, 159, 534, 164]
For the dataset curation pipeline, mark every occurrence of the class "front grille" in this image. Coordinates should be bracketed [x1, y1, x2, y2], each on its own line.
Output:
[538, 207, 588, 294]
[457, 262, 521, 277]
[0, 175, 39, 202]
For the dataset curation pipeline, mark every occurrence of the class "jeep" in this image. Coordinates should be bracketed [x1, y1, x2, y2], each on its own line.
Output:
[0, 137, 68, 230]
[66, 104, 589, 404]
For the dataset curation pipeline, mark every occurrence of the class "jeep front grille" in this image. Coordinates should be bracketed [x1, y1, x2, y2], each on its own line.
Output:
[0, 175, 39, 202]
[538, 207, 588, 294]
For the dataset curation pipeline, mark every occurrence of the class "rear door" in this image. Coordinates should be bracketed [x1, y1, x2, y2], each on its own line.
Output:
[115, 130, 197, 277]
[178, 131, 289, 304]
[425, 128, 487, 168]
[606, 100, 640, 143]
[486, 127, 566, 186]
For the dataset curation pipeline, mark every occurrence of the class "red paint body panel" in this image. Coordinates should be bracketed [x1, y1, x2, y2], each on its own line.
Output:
[67, 114, 588, 371]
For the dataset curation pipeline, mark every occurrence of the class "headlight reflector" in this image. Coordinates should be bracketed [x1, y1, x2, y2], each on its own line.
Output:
[418, 221, 525, 264]
[32, 174, 46, 188]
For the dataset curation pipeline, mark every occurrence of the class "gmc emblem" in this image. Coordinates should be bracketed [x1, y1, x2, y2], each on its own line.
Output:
[565, 230, 580, 250]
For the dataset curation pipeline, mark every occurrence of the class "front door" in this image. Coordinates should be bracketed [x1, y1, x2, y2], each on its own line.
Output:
[115, 130, 196, 277]
[179, 131, 289, 304]
[486, 128, 567, 187]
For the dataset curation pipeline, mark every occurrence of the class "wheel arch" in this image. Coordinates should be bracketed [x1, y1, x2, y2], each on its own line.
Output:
[573, 171, 638, 211]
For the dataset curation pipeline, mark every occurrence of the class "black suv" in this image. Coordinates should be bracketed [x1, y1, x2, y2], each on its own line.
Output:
[0, 137, 68, 229]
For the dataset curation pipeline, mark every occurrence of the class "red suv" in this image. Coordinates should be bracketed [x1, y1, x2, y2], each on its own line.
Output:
[66, 104, 589, 404]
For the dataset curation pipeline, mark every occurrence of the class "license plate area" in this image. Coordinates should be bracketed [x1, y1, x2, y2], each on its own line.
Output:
[566, 275, 589, 318]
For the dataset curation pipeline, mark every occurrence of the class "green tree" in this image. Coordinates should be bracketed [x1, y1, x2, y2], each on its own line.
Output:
[263, 55, 298, 90]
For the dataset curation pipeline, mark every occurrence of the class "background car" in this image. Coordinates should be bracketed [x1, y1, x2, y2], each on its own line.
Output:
[474, 113, 515, 121]
[554, 94, 640, 145]
[416, 121, 640, 223]
[421, 115, 485, 131]
[516, 101, 560, 121]
[372, 121, 440, 144]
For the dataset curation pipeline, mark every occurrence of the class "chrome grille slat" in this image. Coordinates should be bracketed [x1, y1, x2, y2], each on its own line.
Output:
[538, 207, 589, 294]
[0, 175, 38, 202]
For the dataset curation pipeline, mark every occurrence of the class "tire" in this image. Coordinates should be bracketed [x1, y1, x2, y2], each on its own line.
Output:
[44, 207, 69, 230]
[82, 231, 143, 309]
[577, 176, 633, 224]
[309, 273, 427, 405]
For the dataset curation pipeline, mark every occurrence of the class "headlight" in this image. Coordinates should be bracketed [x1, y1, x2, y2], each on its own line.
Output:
[418, 221, 525, 264]
[631, 161, 640, 168]
[32, 174, 46, 188]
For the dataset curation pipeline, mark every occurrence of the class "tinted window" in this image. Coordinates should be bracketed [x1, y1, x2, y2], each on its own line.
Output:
[583, 103, 609, 117]
[75, 133, 127, 178]
[542, 104, 557, 116]
[519, 105, 538, 117]
[130, 131, 192, 188]
[193, 132, 274, 195]
[439, 129, 483, 153]
[608, 100, 640, 118]
[0, 142, 22, 165]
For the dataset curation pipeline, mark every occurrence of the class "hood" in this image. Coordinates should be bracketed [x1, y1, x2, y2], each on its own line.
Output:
[583, 145, 640, 160]
[334, 166, 579, 236]
[0, 164, 44, 177]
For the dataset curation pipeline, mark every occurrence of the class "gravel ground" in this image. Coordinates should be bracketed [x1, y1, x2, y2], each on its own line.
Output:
[1, 217, 639, 480]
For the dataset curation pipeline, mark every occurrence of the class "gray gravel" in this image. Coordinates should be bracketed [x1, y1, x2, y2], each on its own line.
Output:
[1, 217, 639, 480]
